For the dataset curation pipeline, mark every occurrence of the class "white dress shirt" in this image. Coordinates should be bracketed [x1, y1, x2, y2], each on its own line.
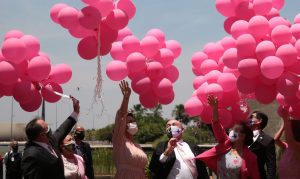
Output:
[159, 140, 197, 179]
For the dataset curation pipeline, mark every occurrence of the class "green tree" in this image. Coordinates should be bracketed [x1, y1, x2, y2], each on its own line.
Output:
[171, 104, 198, 125]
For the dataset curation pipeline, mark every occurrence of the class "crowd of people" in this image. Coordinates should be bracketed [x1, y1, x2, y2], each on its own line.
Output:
[0, 80, 299, 179]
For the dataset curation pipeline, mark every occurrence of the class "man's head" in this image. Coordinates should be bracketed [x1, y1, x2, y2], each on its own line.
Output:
[10, 140, 18, 152]
[74, 126, 85, 141]
[166, 119, 184, 139]
[249, 111, 268, 130]
[25, 117, 51, 143]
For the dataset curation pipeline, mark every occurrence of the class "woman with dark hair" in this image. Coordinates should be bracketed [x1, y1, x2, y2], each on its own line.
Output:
[196, 95, 260, 179]
[112, 80, 147, 179]
[277, 106, 300, 179]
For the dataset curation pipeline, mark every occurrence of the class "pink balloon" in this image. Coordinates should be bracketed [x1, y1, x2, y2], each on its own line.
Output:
[272, 0, 284, 11]
[28, 56, 51, 82]
[153, 78, 173, 97]
[193, 76, 206, 90]
[217, 73, 237, 92]
[126, 52, 146, 73]
[266, 8, 280, 20]
[19, 90, 42, 112]
[140, 36, 160, 58]
[237, 76, 257, 94]
[205, 70, 222, 83]
[200, 105, 213, 124]
[106, 60, 128, 81]
[99, 22, 118, 45]
[276, 44, 297, 67]
[48, 64, 72, 84]
[20, 35, 40, 59]
[13, 80, 35, 103]
[215, 0, 236, 17]
[110, 41, 128, 61]
[57, 6, 79, 29]
[139, 90, 158, 108]
[252, 0, 272, 15]
[191, 52, 208, 68]
[219, 109, 234, 129]
[235, 1, 255, 21]
[41, 82, 63, 103]
[295, 39, 300, 57]
[122, 35, 140, 54]
[223, 67, 240, 77]
[128, 70, 146, 81]
[116, 0, 136, 19]
[78, 6, 102, 30]
[68, 24, 96, 39]
[276, 73, 299, 97]
[231, 20, 249, 39]
[289, 103, 300, 119]
[2, 38, 27, 64]
[164, 65, 179, 83]
[0, 83, 15, 96]
[219, 36, 236, 50]
[255, 84, 277, 104]
[196, 82, 209, 103]
[4, 30, 24, 40]
[224, 17, 238, 34]
[260, 56, 284, 79]
[105, 9, 129, 30]
[116, 27, 132, 41]
[219, 89, 240, 108]
[131, 75, 149, 93]
[255, 41, 276, 61]
[248, 16, 269, 39]
[146, 29, 165, 48]
[271, 25, 292, 46]
[236, 34, 256, 58]
[93, 0, 114, 17]
[238, 58, 260, 79]
[77, 36, 98, 60]
[294, 13, 300, 24]
[0, 61, 18, 85]
[284, 94, 299, 105]
[204, 83, 224, 100]
[154, 48, 175, 68]
[291, 24, 300, 40]
[222, 48, 238, 69]
[269, 17, 291, 33]
[231, 103, 250, 123]
[50, 3, 68, 24]
[184, 97, 204, 117]
[165, 40, 182, 58]
[200, 59, 219, 75]
[203, 43, 224, 61]
[192, 66, 202, 76]
[146, 61, 163, 79]
[158, 90, 174, 105]
[276, 92, 287, 106]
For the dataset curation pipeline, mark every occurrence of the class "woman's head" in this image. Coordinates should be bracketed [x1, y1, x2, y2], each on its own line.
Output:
[230, 123, 253, 146]
[126, 113, 138, 136]
[61, 134, 75, 155]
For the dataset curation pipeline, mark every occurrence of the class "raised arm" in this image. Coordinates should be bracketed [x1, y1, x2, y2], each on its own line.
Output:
[274, 122, 287, 149]
[112, 80, 131, 142]
[208, 95, 228, 143]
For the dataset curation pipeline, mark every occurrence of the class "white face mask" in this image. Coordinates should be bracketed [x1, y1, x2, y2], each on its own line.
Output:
[229, 130, 239, 142]
[253, 130, 260, 137]
[168, 126, 182, 138]
[127, 122, 138, 135]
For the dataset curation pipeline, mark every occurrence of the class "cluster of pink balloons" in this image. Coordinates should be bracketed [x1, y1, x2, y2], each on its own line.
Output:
[0, 30, 72, 112]
[185, 0, 298, 127]
[50, 0, 136, 60]
[106, 28, 181, 108]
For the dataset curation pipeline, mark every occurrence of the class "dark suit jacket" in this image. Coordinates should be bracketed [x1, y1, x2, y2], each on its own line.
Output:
[75, 141, 94, 179]
[249, 131, 276, 179]
[21, 116, 76, 179]
[149, 141, 209, 179]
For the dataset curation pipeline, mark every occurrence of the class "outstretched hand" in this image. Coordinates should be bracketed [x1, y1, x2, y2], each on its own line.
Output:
[207, 95, 218, 109]
[70, 96, 80, 114]
[119, 80, 131, 98]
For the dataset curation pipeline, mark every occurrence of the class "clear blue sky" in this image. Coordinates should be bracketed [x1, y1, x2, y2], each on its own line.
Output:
[0, 0, 300, 129]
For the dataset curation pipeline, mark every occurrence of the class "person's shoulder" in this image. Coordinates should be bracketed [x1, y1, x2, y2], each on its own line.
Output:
[74, 154, 84, 162]
[261, 132, 274, 144]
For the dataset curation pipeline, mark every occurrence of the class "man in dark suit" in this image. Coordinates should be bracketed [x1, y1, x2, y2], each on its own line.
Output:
[21, 97, 80, 179]
[149, 119, 209, 179]
[74, 126, 94, 179]
[249, 111, 276, 179]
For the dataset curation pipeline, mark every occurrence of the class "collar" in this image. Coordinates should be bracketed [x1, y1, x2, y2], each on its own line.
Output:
[33, 141, 49, 149]
[253, 129, 261, 137]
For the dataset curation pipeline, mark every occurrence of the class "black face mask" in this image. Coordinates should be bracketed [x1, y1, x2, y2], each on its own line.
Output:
[74, 132, 85, 140]
[12, 146, 18, 152]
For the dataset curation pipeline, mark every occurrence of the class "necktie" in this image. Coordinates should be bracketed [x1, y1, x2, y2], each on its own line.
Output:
[176, 142, 198, 179]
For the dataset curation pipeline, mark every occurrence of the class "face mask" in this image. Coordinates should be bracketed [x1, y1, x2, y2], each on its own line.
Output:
[127, 122, 138, 135]
[12, 146, 18, 152]
[253, 130, 260, 137]
[46, 126, 52, 138]
[229, 130, 239, 142]
[167, 126, 182, 138]
[74, 131, 85, 140]
[64, 141, 75, 152]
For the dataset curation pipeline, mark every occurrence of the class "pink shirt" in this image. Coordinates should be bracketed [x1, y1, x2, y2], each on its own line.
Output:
[195, 121, 260, 179]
